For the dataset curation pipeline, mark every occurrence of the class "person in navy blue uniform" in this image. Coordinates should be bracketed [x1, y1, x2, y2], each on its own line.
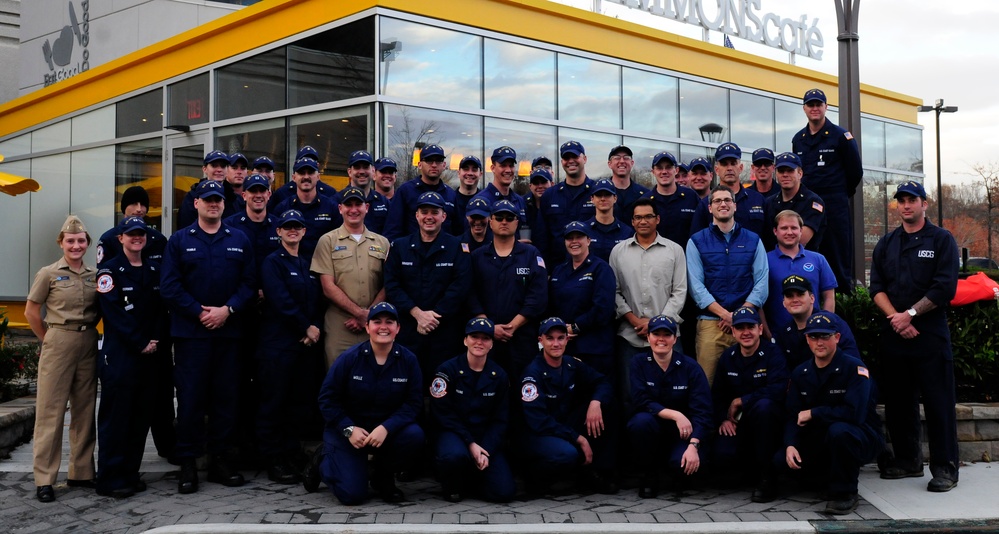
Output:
[254, 209, 323, 485]
[382, 144, 463, 240]
[374, 157, 398, 201]
[460, 197, 492, 253]
[690, 143, 766, 236]
[792, 88, 864, 291]
[583, 180, 633, 263]
[468, 200, 548, 375]
[548, 221, 616, 378]
[711, 307, 788, 503]
[96, 185, 167, 267]
[473, 147, 528, 226]
[335, 150, 392, 235]
[384, 191, 472, 382]
[772, 275, 859, 370]
[267, 145, 337, 211]
[762, 152, 826, 251]
[223, 174, 281, 276]
[523, 163, 553, 241]
[252, 155, 275, 183]
[535, 141, 597, 267]
[160, 179, 257, 494]
[685, 157, 714, 199]
[226, 152, 250, 212]
[273, 157, 342, 261]
[870, 181, 960, 493]
[675, 162, 690, 189]
[627, 316, 712, 497]
[781, 311, 883, 515]
[638, 151, 699, 247]
[605, 145, 649, 222]
[95, 217, 167, 498]
[307, 303, 424, 504]
[455, 155, 482, 226]
[519, 317, 617, 494]
[429, 318, 515, 503]
[178, 150, 239, 229]
[748, 148, 779, 199]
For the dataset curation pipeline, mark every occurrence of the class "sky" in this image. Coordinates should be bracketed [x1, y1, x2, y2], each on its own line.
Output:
[552, 0, 999, 193]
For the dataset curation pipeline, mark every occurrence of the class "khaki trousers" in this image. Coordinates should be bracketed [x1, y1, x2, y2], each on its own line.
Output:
[33, 328, 98, 485]
[695, 319, 735, 388]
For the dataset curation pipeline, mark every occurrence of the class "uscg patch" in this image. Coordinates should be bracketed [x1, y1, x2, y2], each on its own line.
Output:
[96, 274, 114, 294]
[430, 377, 447, 398]
[521, 382, 539, 402]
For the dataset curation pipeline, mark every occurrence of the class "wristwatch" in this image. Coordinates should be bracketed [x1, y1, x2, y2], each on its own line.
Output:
[689, 440, 700, 449]
[906, 308, 917, 317]
[342, 426, 354, 438]
[227, 305, 236, 315]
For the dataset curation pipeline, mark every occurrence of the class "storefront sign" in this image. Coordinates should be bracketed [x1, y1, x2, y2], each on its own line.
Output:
[42, 1, 91, 87]
[601, 0, 824, 60]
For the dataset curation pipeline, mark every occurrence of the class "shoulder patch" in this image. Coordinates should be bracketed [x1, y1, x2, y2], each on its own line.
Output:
[429, 377, 448, 398]
[812, 201, 824, 213]
[96, 273, 114, 294]
[96, 245, 104, 264]
[461, 243, 470, 253]
[844, 131, 854, 140]
[521, 382, 539, 402]
[857, 366, 869, 378]
[537, 256, 546, 269]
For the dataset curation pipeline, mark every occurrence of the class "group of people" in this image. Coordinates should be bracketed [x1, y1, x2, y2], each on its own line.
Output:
[23, 88, 960, 516]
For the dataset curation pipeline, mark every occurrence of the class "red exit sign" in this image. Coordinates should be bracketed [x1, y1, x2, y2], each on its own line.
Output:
[187, 99, 203, 120]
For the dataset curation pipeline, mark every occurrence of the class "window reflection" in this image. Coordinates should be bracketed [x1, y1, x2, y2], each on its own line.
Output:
[168, 73, 210, 127]
[216, 118, 288, 188]
[623, 68, 678, 138]
[217, 48, 287, 120]
[557, 54, 620, 129]
[557, 128, 620, 183]
[485, 118, 556, 194]
[289, 17, 375, 108]
[115, 139, 164, 229]
[290, 106, 373, 190]
[730, 91, 774, 153]
[117, 89, 163, 138]
[380, 18, 482, 109]
[623, 137, 679, 189]
[774, 100, 801, 152]
[382, 104, 483, 186]
[485, 39, 555, 119]
[861, 117, 886, 168]
[679, 79, 728, 143]
[885, 123, 922, 173]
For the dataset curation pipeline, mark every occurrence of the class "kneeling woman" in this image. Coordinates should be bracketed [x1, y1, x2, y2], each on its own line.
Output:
[310, 302, 424, 504]
[627, 315, 712, 498]
[429, 318, 515, 503]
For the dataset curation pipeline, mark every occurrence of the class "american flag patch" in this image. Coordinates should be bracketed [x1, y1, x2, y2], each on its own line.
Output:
[812, 202, 824, 212]
[857, 366, 869, 378]
[844, 131, 854, 140]
[461, 243, 470, 253]
[537, 256, 546, 269]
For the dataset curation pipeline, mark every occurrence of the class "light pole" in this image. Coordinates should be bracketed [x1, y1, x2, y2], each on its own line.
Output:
[917, 99, 958, 227]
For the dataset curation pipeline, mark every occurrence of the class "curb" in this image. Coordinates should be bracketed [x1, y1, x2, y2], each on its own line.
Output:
[144, 522, 818, 534]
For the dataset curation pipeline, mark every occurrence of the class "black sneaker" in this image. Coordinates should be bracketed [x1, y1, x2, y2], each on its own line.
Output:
[927, 476, 957, 492]
[178, 460, 199, 494]
[36, 485, 55, 503]
[207, 456, 245, 487]
[880, 466, 924, 480]
[823, 493, 859, 515]
[302, 446, 323, 493]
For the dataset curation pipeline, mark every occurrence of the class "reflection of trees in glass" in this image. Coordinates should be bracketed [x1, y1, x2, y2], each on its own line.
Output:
[387, 107, 443, 184]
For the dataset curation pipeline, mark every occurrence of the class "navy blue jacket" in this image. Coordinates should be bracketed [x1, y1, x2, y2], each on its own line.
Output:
[384, 232, 472, 326]
[223, 212, 281, 278]
[178, 179, 238, 229]
[267, 179, 337, 212]
[638, 186, 700, 247]
[468, 242, 548, 325]
[689, 223, 761, 315]
[318, 341, 423, 435]
[273, 194, 342, 261]
[712, 340, 789, 425]
[160, 223, 256, 339]
[430, 354, 510, 453]
[773, 315, 861, 370]
[548, 255, 616, 356]
[334, 188, 391, 235]
[459, 227, 492, 254]
[258, 248, 323, 350]
[784, 350, 883, 449]
[96, 255, 166, 355]
[690, 186, 767, 237]
[582, 217, 633, 264]
[613, 181, 650, 223]
[382, 178, 462, 241]
[520, 354, 613, 442]
[535, 178, 597, 266]
[472, 184, 528, 223]
[96, 225, 167, 267]
[629, 351, 713, 442]
[869, 219, 959, 340]
[792, 120, 864, 198]
[762, 185, 827, 251]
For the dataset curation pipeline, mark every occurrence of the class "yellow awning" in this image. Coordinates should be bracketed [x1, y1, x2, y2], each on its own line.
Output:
[0, 171, 41, 196]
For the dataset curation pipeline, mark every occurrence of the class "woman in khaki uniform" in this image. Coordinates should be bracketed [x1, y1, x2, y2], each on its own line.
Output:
[24, 215, 101, 503]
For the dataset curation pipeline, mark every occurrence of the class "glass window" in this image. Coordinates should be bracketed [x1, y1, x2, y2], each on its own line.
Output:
[216, 117, 287, 185]
[885, 123, 922, 173]
[774, 100, 801, 153]
[32, 121, 71, 152]
[70, 147, 116, 264]
[217, 48, 287, 120]
[623, 137, 680, 189]
[116, 89, 163, 138]
[680, 144, 713, 167]
[861, 170, 890, 275]
[290, 105, 374, 191]
[0, 160, 31, 296]
[679, 79, 728, 143]
[168, 73, 210, 127]
[29, 154, 72, 278]
[861, 117, 886, 168]
[484, 39, 555, 119]
[0, 134, 31, 159]
[557, 54, 620, 129]
[730, 91, 774, 153]
[382, 104, 483, 186]
[556, 129, 620, 183]
[116, 140, 165, 231]
[623, 68, 678, 139]
[484, 118, 556, 194]
[380, 18, 482, 109]
[289, 17, 375, 108]
[71, 106, 115, 146]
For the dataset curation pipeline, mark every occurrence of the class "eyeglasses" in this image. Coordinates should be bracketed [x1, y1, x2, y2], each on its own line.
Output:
[610, 155, 633, 162]
[632, 214, 657, 221]
[492, 214, 517, 222]
[710, 198, 734, 205]
[806, 333, 834, 340]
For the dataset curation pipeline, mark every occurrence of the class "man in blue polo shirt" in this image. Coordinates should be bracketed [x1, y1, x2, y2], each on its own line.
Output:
[383, 144, 462, 240]
[763, 209, 836, 332]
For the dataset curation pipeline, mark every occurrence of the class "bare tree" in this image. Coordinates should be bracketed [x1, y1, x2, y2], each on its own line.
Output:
[970, 162, 999, 263]
[387, 107, 442, 183]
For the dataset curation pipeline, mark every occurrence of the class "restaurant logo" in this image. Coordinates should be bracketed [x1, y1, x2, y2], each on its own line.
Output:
[42, 1, 91, 87]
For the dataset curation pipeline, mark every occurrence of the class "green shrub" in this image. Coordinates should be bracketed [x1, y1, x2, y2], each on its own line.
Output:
[0, 311, 39, 401]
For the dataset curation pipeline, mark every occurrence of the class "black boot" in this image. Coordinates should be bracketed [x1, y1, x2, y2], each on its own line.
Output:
[267, 456, 301, 484]
[178, 459, 198, 494]
[302, 446, 323, 493]
[207, 455, 245, 487]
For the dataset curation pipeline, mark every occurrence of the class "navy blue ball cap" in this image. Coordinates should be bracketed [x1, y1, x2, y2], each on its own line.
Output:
[420, 144, 446, 161]
[894, 180, 927, 200]
[196, 180, 226, 199]
[648, 315, 678, 335]
[752, 148, 775, 164]
[782, 274, 813, 295]
[803, 88, 827, 104]
[688, 157, 712, 172]
[368, 302, 399, 321]
[775, 152, 802, 170]
[530, 167, 553, 183]
[297, 145, 319, 161]
[608, 145, 633, 159]
[340, 186, 366, 204]
[277, 209, 306, 228]
[715, 142, 742, 162]
[539, 316, 568, 335]
[804, 311, 839, 334]
[677, 162, 690, 173]
[559, 140, 585, 158]
[563, 220, 591, 238]
[491, 146, 517, 164]
[460, 155, 483, 169]
[117, 216, 148, 235]
[465, 317, 495, 336]
[375, 157, 398, 172]
[228, 152, 249, 166]
[416, 191, 445, 209]
[532, 155, 553, 168]
[731, 307, 761, 326]
[243, 174, 270, 191]
[203, 150, 228, 166]
[491, 200, 518, 216]
[348, 150, 374, 166]
[252, 156, 274, 170]
[465, 197, 491, 218]
[590, 179, 616, 196]
[293, 157, 320, 173]
[651, 151, 678, 168]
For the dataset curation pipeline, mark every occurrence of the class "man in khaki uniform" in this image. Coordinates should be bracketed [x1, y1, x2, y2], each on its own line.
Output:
[311, 186, 390, 366]
[24, 215, 100, 502]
